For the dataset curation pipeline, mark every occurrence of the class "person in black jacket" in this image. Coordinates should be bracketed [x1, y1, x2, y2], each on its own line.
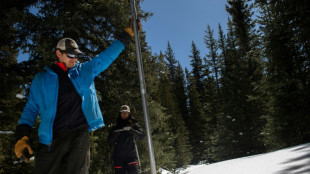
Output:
[108, 105, 144, 174]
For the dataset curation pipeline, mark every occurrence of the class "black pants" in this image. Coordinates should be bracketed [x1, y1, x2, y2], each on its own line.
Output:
[35, 126, 90, 174]
[114, 158, 138, 174]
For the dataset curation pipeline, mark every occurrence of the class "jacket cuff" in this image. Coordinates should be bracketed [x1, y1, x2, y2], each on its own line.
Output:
[116, 31, 132, 47]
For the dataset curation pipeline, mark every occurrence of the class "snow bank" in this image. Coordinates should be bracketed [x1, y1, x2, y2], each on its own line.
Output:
[161, 143, 310, 174]
[159, 168, 172, 174]
[16, 94, 24, 99]
[0, 131, 14, 135]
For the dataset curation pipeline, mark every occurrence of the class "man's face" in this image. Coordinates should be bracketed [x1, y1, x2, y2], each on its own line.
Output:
[121, 112, 129, 120]
[56, 50, 77, 68]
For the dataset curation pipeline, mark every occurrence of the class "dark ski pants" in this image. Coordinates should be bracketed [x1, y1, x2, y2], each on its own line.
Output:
[34, 126, 90, 174]
[114, 160, 138, 174]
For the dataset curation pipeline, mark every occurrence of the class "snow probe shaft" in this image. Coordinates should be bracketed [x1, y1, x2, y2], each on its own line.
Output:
[129, 0, 156, 173]
[133, 137, 141, 172]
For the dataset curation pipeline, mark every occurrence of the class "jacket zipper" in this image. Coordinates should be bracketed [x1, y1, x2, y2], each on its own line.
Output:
[68, 72, 90, 131]
[68, 72, 73, 130]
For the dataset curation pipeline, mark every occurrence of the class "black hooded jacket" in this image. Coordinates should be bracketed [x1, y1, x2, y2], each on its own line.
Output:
[108, 115, 144, 161]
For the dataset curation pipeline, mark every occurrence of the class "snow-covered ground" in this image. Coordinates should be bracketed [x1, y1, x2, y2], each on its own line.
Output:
[161, 143, 310, 174]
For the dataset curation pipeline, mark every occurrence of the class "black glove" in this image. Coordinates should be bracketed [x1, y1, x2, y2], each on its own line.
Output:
[117, 31, 132, 47]
[15, 124, 32, 142]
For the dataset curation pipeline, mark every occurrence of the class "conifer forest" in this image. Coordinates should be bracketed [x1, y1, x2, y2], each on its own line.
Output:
[1, 0, 310, 173]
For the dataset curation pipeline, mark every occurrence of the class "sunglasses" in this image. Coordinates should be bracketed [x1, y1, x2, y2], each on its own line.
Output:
[59, 50, 78, 59]
[66, 53, 77, 58]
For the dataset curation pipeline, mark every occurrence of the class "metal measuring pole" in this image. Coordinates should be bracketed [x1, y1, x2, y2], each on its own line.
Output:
[129, 0, 156, 173]
[133, 138, 141, 174]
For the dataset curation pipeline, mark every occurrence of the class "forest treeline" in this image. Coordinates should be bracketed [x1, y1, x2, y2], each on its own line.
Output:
[1, 0, 310, 173]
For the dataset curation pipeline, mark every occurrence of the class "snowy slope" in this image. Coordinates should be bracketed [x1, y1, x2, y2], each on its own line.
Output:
[161, 143, 310, 174]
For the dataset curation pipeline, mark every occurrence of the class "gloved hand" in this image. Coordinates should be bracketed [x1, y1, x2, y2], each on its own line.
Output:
[125, 17, 142, 37]
[15, 136, 33, 162]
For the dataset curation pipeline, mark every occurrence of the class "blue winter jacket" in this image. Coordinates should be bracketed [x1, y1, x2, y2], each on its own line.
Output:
[18, 40, 125, 146]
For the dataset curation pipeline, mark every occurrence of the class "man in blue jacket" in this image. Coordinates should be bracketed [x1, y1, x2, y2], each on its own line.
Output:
[14, 19, 141, 174]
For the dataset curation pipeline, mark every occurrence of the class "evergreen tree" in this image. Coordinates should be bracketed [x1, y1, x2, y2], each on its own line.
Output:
[156, 53, 177, 115]
[256, 0, 310, 150]
[165, 42, 178, 84]
[185, 68, 206, 164]
[174, 63, 190, 121]
[0, 1, 38, 173]
[213, 0, 265, 160]
[147, 102, 177, 172]
[203, 25, 223, 163]
[156, 49, 192, 168]
[218, 24, 227, 69]
[204, 25, 220, 94]
[189, 41, 204, 95]
[173, 63, 193, 167]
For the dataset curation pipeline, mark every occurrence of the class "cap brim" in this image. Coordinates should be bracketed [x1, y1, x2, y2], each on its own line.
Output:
[67, 48, 83, 55]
